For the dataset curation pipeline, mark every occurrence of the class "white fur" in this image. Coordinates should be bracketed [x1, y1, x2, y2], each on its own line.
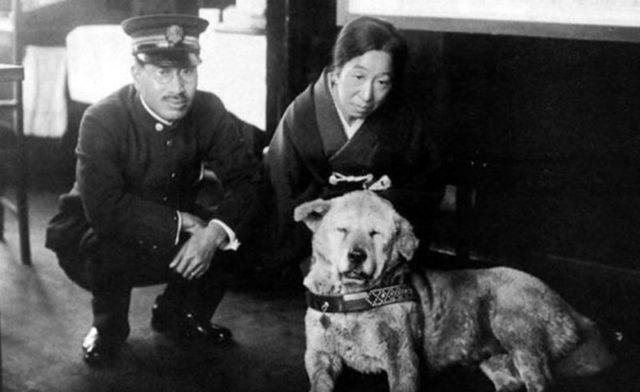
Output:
[295, 191, 615, 392]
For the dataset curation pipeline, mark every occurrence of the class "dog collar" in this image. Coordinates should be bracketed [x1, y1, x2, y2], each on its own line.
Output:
[306, 284, 418, 313]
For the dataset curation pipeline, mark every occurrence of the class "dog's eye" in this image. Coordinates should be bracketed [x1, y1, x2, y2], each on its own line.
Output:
[369, 230, 379, 237]
[337, 227, 348, 235]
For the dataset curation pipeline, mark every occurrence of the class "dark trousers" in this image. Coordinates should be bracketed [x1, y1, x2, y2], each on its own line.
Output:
[61, 229, 228, 342]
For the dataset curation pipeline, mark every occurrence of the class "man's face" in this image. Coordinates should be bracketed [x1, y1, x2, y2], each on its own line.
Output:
[132, 62, 198, 121]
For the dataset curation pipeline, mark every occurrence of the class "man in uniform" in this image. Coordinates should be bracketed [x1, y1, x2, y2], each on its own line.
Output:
[45, 14, 262, 366]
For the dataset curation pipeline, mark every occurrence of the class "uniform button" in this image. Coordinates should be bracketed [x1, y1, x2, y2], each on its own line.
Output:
[152, 245, 158, 250]
[162, 196, 168, 202]
[165, 139, 174, 147]
[155, 123, 164, 132]
[170, 172, 177, 179]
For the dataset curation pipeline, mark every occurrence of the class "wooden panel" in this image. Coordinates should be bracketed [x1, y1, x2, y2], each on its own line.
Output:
[265, 0, 336, 137]
[0, 64, 22, 81]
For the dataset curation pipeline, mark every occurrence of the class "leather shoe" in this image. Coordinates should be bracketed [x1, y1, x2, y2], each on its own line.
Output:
[81, 327, 122, 366]
[151, 301, 232, 344]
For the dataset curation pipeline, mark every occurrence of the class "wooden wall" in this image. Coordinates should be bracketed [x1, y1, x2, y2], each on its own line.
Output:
[265, 0, 336, 136]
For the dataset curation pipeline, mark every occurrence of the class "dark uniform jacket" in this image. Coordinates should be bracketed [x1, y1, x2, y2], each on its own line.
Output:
[46, 84, 261, 262]
[267, 70, 444, 265]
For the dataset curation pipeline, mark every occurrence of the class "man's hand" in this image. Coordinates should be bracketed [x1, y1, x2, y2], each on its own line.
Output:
[170, 212, 229, 280]
[179, 211, 206, 235]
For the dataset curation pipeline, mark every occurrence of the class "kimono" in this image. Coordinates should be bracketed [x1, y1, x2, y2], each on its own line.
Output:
[267, 70, 444, 266]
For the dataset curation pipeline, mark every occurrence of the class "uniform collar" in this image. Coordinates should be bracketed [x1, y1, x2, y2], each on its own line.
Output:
[139, 93, 174, 127]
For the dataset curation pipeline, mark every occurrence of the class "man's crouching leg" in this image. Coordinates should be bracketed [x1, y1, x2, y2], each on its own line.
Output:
[150, 252, 232, 346]
[79, 232, 135, 367]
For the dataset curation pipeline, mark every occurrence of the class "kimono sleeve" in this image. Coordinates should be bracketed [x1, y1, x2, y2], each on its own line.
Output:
[266, 108, 319, 264]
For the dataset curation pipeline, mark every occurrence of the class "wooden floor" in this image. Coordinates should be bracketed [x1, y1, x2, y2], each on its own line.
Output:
[1, 187, 639, 392]
[0, 188, 310, 392]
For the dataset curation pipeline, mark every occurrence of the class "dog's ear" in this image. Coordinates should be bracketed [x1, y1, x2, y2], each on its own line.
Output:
[395, 216, 420, 261]
[294, 198, 332, 232]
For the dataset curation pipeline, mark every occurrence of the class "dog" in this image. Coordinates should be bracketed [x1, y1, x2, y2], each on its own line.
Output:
[294, 190, 615, 392]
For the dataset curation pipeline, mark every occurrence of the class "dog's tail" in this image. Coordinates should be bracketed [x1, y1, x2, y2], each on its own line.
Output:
[554, 314, 617, 378]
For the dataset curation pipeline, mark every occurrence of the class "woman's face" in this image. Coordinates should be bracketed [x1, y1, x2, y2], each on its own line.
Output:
[333, 50, 393, 123]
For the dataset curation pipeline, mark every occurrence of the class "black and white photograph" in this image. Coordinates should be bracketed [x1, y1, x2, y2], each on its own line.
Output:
[0, 0, 638, 391]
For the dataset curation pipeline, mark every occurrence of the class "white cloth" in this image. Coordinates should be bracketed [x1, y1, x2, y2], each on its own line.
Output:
[66, 20, 266, 129]
[197, 25, 266, 129]
[328, 172, 392, 191]
[22, 45, 68, 137]
[66, 25, 131, 104]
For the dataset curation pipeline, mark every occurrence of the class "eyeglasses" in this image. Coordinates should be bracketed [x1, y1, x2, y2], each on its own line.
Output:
[146, 65, 197, 85]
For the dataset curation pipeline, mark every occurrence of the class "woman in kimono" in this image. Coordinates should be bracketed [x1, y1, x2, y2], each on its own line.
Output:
[267, 16, 444, 269]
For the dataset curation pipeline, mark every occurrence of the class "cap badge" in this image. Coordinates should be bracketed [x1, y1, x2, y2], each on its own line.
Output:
[165, 25, 185, 47]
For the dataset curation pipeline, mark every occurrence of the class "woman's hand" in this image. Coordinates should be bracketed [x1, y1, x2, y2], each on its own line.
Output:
[170, 212, 229, 280]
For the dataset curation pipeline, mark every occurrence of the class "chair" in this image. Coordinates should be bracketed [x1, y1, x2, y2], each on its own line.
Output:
[0, 0, 29, 265]
[0, 63, 29, 265]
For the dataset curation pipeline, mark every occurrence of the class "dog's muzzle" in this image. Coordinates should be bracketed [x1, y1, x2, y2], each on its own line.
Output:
[339, 247, 372, 281]
[341, 269, 369, 281]
[347, 247, 366, 264]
